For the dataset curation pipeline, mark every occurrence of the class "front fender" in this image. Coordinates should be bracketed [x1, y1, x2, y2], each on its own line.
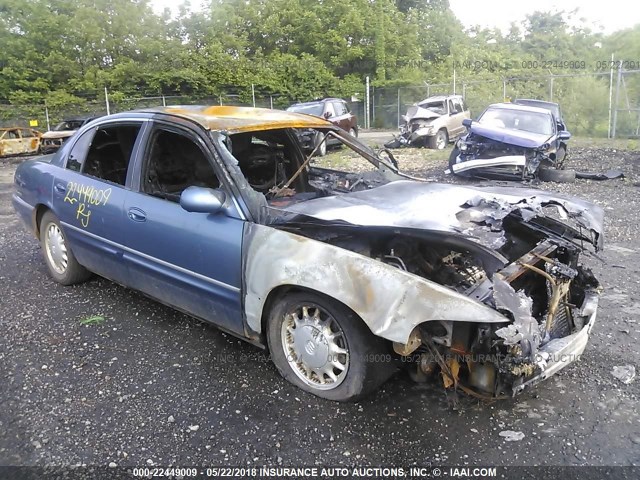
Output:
[243, 224, 508, 345]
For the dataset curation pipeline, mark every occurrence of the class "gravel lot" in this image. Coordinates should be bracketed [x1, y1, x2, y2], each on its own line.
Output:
[1, 138, 639, 471]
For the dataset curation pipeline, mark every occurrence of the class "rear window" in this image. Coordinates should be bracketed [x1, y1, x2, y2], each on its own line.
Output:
[287, 104, 324, 117]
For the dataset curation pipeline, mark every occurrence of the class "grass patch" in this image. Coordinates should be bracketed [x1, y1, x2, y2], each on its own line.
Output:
[79, 315, 105, 326]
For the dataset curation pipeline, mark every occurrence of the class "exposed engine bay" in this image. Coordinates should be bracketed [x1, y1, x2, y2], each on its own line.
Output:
[274, 213, 600, 398]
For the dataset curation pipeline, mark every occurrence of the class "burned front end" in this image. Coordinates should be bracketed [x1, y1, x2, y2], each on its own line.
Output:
[399, 238, 600, 398]
[274, 181, 603, 398]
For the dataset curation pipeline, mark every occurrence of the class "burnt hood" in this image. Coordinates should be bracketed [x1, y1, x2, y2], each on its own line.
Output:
[468, 123, 552, 149]
[279, 180, 604, 251]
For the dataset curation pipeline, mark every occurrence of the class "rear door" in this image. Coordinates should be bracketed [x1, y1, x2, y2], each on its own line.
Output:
[331, 101, 351, 132]
[52, 120, 146, 283]
[20, 129, 40, 154]
[121, 121, 244, 334]
[448, 98, 467, 138]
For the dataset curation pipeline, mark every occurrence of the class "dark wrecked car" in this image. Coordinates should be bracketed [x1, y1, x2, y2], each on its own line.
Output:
[13, 106, 602, 402]
[286, 98, 358, 156]
[40, 116, 100, 154]
[386, 94, 470, 150]
[449, 103, 572, 181]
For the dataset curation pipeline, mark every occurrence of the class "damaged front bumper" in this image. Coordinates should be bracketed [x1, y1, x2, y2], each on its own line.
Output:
[449, 154, 526, 174]
[512, 290, 598, 395]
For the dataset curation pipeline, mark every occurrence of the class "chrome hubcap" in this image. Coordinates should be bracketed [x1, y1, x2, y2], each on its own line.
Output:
[44, 223, 68, 274]
[281, 305, 349, 390]
[437, 134, 446, 149]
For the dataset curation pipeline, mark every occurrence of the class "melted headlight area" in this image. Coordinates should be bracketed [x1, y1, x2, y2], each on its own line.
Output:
[395, 240, 600, 398]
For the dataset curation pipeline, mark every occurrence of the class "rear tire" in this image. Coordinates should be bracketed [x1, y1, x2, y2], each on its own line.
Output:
[40, 211, 91, 285]
[267, 291, 395, 402]
[428, 129, 448, 150]
[538, 167, 575, 183]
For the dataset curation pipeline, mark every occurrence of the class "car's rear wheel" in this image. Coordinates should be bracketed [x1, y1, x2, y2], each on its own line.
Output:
[429, 129, 448, 150]
[40, 211, 91, 285]
[267, 291, 394, 401]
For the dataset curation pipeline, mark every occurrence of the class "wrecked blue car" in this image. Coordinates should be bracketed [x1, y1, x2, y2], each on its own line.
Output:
[448, 103, 571, 181]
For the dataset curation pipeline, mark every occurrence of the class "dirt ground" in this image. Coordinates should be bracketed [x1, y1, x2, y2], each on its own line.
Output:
[1, 139, 639, 472]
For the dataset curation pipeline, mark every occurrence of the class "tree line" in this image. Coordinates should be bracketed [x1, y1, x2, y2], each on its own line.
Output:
[1, 0, 639, 134]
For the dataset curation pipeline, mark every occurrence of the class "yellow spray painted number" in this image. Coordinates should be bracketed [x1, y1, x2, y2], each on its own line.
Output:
[63, 181, 112, 228]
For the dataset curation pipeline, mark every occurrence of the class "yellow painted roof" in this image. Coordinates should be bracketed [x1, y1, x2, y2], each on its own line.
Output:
[150, 105, 334, 133]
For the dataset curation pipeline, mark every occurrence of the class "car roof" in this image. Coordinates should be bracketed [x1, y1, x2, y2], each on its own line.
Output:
[513, 99, 559, 108]
[486, 102, 553, 116]
[289, 98, 344, 106]
[419, 95, 463, 102]
[134, 106, 334, 133]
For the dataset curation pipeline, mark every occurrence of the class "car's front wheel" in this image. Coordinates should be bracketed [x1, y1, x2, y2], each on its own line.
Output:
[40, 211, 91, 285]
[429, 129, 448, 150]
[267, 292, 394, 401]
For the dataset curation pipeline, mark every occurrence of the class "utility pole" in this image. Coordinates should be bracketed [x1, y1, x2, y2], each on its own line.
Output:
[608, 53, 615, 138]
[104, 86, 111, 115]
[365, 76, 370, 130]
[251, 84, 256, 108]
[612, 63, 622, 138]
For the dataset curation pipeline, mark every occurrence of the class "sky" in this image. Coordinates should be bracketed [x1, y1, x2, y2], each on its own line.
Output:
[448, 0, 639, 34]
[148, 0, 639, 34]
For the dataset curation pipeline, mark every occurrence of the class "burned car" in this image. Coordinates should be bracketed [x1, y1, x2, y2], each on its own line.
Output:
[449, 103, 572, 181]
[386, 94, 470, 150]
[40, 116, 99, 154]
[0, 127, 42, 157]
[13, 106, 601, 401]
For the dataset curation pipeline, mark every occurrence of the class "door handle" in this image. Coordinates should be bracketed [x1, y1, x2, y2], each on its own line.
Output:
[54, 183, 66, 194]
[127, 208, 147, 222]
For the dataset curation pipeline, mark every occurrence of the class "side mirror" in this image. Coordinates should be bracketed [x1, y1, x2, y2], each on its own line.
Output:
[324, 111, 333, 119]
[558, 131, 572, 141]
[462, 118, 472, 128]
[180, 186, 226, 214]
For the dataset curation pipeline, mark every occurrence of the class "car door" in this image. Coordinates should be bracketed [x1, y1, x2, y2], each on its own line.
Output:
[332, 101, 351, 131]
[1, 129, 23, 156]
[20, 129, 40, 154]
[121, 121, 244, 334]
[52, 121, 146, 284]
[448, 98, 467, 139]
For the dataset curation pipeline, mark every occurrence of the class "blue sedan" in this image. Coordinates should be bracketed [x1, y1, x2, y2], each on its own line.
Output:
[13, 106, 603, 401]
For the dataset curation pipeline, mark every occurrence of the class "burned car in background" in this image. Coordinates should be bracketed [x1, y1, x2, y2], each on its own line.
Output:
[286, 98, 358, 156]
[40, 116, 99, 154]
[386, 94, 470, 150]
[449, 103, 572, 182]
[14, 106, 601, 401]
[0, 127, 42, 157]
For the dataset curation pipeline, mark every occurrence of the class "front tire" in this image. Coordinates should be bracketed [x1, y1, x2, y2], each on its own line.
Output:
[40, 211, 91, 285]
[428, 129, 448, 150]
[267, 292, 394, 401]
[349, 127, 358, 138]
[448, 147, 471, 178]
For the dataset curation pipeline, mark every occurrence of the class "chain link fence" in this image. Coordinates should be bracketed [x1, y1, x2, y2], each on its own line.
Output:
[1, 69, 638, 138]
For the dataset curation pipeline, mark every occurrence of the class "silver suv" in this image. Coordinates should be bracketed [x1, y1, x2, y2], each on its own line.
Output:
[387, 95, 471, 149]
